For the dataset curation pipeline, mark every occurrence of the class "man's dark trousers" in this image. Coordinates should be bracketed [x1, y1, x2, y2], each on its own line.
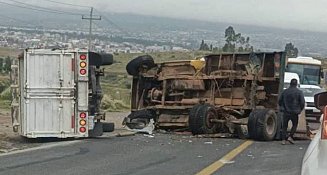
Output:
[282, 112, 299, 140]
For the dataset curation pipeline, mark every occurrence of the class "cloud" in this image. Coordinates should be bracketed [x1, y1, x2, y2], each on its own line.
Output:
[35, 0, 327, 32]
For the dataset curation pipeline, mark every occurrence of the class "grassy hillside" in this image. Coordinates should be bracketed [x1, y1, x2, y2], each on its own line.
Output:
[0, 47, 21, 58]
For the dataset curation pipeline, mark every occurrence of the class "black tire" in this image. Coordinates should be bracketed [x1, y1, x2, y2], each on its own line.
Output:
[126, 55, 155, 76]
[256, 110, 277, 141]
[248, 109, 277, 141]
[103, 122, 115, 132]
[248, 110, 260, 139]
[189, 104, 218, 135]
[89, 122, 103, 137]
[188, 104, 203, 132]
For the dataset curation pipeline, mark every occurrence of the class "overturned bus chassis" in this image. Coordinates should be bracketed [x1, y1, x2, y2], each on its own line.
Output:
[124, 52, 286, 141]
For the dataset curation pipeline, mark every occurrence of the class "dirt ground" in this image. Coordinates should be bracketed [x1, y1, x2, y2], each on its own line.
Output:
[0, 108, 130, 154]
[0, 108, 43, 153]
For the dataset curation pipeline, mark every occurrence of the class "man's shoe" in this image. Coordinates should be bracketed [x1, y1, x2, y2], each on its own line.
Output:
[287, 137, 295, 144]
[281, 140, 286, 145]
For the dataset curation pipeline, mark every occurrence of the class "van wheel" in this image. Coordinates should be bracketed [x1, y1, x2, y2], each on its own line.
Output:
[126, 55, 155, 76]
[248, 109, 277, 141]
[189, 104, 218, 135]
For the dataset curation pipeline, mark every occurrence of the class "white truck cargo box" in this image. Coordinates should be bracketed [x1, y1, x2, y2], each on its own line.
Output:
[12, 49, 91, 138]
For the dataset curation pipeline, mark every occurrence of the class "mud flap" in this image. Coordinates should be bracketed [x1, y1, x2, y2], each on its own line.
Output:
[274, 112, 283, 140]
[279, 109, 308, 139]
[292, 109, 309, 139]
[89, 122, 103, 137]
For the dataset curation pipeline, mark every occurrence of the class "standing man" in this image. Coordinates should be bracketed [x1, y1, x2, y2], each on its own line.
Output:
[279, 78, 305, 145]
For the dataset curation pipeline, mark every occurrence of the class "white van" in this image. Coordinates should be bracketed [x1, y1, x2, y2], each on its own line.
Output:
[284, 72, 300, 89]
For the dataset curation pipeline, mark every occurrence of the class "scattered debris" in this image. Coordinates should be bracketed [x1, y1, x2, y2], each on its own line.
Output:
[143, 134, 155, 138]
[0, 149, 8, 153]
[204, 141, 213, 145]
[116, 131, 136, 137]
[127, 119, 155, 135]
[220, 160, 235, 164]
[197, 133, 233, 138]
[197, 155, 203, 158]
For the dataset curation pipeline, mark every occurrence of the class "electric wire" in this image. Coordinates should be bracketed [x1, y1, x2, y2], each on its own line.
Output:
[8, 0, 83, 15]
[41, 0, 90, 8]
[0, 0, 81, 15]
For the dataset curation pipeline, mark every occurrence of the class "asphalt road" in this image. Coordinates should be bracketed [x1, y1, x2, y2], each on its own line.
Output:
[0, 132, 309, 175]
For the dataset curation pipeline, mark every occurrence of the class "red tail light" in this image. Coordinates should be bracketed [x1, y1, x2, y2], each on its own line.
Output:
[80, 69, 87, 75]
[79, 127, 86, 133]
[321, 106, 327, 139]
[80, 112, 87, 118]
[80, 54, 86, 60]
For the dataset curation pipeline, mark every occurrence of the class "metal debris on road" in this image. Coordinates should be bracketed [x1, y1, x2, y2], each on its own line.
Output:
[143, 134, 155, 138]
[220, 160, 235, 164]
[127, 119, 155, 135]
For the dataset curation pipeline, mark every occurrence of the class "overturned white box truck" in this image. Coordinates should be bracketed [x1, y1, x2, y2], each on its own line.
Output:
[11, 49, 114, 138]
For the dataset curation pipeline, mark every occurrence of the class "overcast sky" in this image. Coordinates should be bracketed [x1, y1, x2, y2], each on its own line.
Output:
[31, 0, 327, 32]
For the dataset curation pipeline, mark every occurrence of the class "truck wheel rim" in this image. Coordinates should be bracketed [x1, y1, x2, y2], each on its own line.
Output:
[206, 110, 215, 129]
[266, 116, 275, 135]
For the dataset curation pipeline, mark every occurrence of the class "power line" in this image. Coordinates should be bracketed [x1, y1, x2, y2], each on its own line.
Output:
[0, 0, 80, 16]
[93, 9, 129, 35]
[82, 7, 101, 50]
[41, 0, 90, 8]
[0, 14, 35, 26]
[8, 0, 83, 15]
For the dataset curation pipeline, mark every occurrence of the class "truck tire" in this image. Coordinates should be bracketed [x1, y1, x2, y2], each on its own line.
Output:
[248, 110, 260, 139]
[189, 104, 203, 132]
[248, 109, 277, 141]
[189, 104, 218, 135]
[126, 55, 155, 76]
[103, 122, 115, 132]
[89, 122, 103, 137]
[256, 109, 278, 141]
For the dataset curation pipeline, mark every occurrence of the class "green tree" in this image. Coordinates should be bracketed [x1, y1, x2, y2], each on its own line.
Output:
[223, 26, 253, 52]
[199, 40, 210, 51]
[285, 43, 298, 57]
[199, 40, 205, 50]
[4, 56, 11, 73]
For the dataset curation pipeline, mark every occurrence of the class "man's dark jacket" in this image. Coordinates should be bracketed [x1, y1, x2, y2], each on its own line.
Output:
[278, 86, 305, 115]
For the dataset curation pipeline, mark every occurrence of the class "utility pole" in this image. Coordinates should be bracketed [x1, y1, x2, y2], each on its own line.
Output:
[82, 7, 101, 51]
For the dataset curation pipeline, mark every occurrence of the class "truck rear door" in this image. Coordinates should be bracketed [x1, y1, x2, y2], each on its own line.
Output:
[23, 49, 75, 138]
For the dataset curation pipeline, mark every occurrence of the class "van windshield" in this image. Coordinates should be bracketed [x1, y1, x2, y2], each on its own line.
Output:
[286, 64, 320, 85]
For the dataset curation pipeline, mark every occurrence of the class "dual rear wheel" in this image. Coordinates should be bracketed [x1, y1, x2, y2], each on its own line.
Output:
[189, 104, 278, 141]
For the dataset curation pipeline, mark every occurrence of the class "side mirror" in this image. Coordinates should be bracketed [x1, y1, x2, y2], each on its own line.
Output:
[321, 70, 324, 78]
[314, 91, 327, 111]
